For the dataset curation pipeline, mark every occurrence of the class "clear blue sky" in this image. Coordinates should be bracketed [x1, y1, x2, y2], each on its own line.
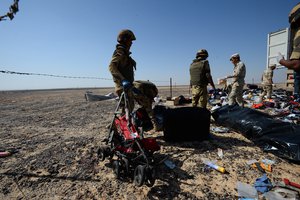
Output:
[0, 0, 298, 90]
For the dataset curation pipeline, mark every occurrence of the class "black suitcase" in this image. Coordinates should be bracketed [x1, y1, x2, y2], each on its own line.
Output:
[163, 107, 211, 142]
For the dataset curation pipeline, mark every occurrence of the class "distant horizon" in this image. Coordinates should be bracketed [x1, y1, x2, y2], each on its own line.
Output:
[0, 82, 289, 92]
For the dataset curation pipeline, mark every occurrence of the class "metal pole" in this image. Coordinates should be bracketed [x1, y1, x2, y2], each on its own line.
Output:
[170, 77, 172, 98]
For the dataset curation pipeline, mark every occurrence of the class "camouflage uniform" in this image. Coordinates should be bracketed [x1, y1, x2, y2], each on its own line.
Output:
[133, 80, 159, 130]
[189, 59, 211, 108]
[109, 44, 136, 112]
[260, 66, 274, 99]
[288, 3, 300, 96]
[291, 28, 300, 95]
[290, 28, 300, 60]
[228, 61, 246, 106]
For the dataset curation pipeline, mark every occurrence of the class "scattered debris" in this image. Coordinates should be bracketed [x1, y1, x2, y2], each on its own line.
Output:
[164, 159, 176, 169]
[237, 181, 258, 200]
[254, 174, 273, 193]
[85, 91, 117, 102]
[0, 151, 11, 158]
[201, 158, 228, 174]
[283, 178, 300, 190]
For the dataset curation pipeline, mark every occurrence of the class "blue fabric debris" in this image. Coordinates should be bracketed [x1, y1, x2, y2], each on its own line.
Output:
[254, 174, 273, 193]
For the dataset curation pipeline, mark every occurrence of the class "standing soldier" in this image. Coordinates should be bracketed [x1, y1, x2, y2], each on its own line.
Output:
[109, 29, 137, 112]
[260, 64, 276, 101]
[278, 3, 300, 99]
[226, 53, 246, 107]
[189, 49, 216, 108]
[132, 80, 160, 133]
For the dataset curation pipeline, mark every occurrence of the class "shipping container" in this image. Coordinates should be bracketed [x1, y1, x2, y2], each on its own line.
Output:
[266, 28, 293, 87]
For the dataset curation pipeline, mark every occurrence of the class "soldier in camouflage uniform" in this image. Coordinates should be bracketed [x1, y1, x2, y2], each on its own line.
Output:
[189, 49, 216, 108]
[260, 64, 276, 100]
[278, 3, 300, 98]
[226, 53, 246, 107]
[132, 80, 160, 132]
[109, 29, 137, 112]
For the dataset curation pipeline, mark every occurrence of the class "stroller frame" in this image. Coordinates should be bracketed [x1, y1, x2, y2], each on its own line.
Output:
[98, 89, 159, 187]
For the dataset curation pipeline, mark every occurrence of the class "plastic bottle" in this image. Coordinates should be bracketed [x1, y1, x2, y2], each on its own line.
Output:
[203, 160, 227, 173]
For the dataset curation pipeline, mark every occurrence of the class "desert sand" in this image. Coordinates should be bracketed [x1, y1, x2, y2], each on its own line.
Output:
[0, 86, 299, 200]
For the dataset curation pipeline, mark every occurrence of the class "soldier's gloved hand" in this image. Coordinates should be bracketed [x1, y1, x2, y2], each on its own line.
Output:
[132, 87, 141, 95]
[121, 80, 132, 90]
[277, 52, 284, 63]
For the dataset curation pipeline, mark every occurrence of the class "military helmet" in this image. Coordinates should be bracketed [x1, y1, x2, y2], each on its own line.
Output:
[117, 29, 136, 43]
[289, 3, 300, 24]
[196, 49, 209, 58]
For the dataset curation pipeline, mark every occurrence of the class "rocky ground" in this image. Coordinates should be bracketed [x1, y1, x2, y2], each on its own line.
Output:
[0, 86, 299, 200]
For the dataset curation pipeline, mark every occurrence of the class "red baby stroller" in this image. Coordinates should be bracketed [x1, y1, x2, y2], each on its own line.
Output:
[98, 88, 160, 187]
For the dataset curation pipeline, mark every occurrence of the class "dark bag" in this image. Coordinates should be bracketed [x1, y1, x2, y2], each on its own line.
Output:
[163, 107, 211, 142]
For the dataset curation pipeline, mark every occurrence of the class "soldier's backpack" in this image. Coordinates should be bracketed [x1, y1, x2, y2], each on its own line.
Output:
[133, 80, 158, 99]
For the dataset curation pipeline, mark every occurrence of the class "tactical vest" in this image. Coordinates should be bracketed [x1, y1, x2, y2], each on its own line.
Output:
[189, 59, 209, 86]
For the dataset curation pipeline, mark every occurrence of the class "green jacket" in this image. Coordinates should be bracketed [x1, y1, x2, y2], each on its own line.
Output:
[109, 44, 136, 92]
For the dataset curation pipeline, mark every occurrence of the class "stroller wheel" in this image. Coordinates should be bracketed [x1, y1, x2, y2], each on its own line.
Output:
[112, 160, 121, 179]
[145, 166, 156, 187]
[133, 165, 146, 186]
[122, 158, 129, 174]
[97, 147, 106, 162]
[104, 146, 113, 159]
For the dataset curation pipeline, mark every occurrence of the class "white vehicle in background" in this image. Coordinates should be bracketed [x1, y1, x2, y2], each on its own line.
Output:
[267, 28, 293, 88]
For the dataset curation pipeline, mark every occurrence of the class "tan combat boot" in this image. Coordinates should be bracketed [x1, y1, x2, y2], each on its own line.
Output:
[147, 119, 160, 134]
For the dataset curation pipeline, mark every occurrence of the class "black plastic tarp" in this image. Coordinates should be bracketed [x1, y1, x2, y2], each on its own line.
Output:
[212, 105, 300, 162]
